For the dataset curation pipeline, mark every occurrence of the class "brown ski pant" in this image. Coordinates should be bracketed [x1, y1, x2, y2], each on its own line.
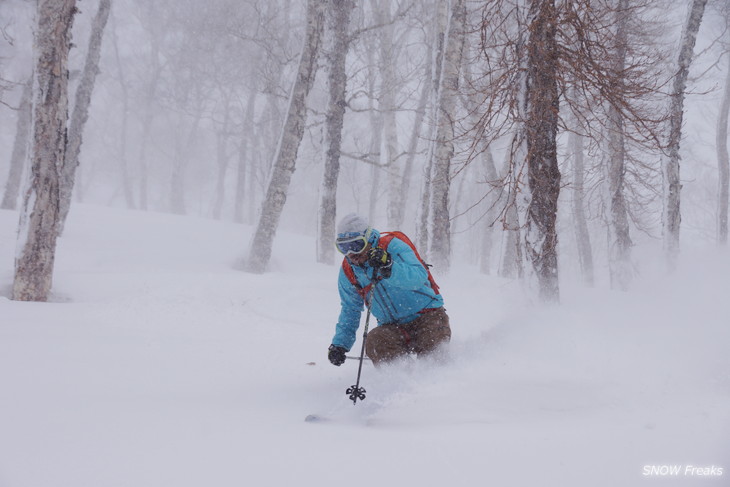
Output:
[365, 308, 451, 365]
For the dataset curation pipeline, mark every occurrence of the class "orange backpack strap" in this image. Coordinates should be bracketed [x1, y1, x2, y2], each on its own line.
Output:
[380, 231, 440, 295]
[342, 259, 372, 301]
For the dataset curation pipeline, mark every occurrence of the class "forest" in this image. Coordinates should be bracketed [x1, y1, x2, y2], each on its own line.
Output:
[0, 0, 728, 301]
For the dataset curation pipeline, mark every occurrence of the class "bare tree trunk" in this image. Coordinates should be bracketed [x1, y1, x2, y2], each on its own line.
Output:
[170, 106, 202, 215]
[477, 149, 500, 275]
[374, 0, 402, 230]
[110, 9, 135, 210]
[417, 0, 449, 254]
[213, 100, 231, 220]
[235, 90, 257, 224]
[1, 78, 32, 210]
[460, 32, 501, 275]
[663, 0, 707, 269]
[137, 7, 163, 212]
[58, 0, 111, 235]
[13, 0, 77, 302]
[429, 0, 466, 272]
[569, 118, 594, 286]
[396, 57, 432, 231]
[500, 132, 525, 279]
[317, 0, 351, 264]
[247, 0, 325, 273]
[603, 0, 632, 290]
[524, 0, 561, 302]
[717, 52, 730, 245]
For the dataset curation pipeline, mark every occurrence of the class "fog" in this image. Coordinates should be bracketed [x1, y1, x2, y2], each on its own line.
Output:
[0, 0, 728, 283]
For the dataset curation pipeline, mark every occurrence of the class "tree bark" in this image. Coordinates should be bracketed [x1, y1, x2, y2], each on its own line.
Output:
[58, 0, 111, 235]
[247, 0, 325, 273]
[235, 90, 257, 224]
[604, 0, 631, 290]
[374, 0, 402, 230]
[213, 97, 231, 220]
[663, 0, 707, 268]
[524, 0, 561, 302]
[13, 0, 77, 302]
[569, 118, 594, 286]
[110, 9, 135, 210]
[717, 53, 730, 245]
[1, 78, 32, 211]
[500, 131, 525, 280]
[429, 0, 466, 272]
[417, 0, 448, 255]
[396, 57, 432, 232]
[317, 0, 352, 265]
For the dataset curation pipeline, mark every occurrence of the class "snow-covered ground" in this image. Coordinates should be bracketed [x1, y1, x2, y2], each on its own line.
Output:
[0, 204, 728, 487]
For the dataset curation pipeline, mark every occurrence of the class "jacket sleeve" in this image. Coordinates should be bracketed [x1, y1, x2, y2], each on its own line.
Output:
[384, 238, 429, 291]
[331, 267, 364, 351]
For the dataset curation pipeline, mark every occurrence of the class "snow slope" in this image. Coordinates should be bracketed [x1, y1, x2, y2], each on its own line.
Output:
[0, 205, 728, 487]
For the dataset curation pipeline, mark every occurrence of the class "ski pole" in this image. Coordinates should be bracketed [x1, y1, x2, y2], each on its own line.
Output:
[345, 272, 379, 405]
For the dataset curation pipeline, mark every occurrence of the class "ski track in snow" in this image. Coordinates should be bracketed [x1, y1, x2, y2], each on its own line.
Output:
[0, 204, 728, 487]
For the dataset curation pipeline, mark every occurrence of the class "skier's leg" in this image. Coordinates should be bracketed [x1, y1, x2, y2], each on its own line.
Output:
[412, 308, 451, 357]
[365, 324, 409, 365]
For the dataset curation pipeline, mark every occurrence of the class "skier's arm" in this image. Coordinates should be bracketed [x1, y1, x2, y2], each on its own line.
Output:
[331, 268, 364, 351]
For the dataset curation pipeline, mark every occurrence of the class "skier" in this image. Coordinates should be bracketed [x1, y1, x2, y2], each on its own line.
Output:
[328, 213, 451, 366]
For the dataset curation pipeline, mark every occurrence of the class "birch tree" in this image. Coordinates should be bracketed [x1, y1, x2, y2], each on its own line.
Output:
[13, 0, 77, 302]
[568, 108, 594, 286]
[247, 0, 325, 273]
[663, 0, 708, 268]
[1, 78, 32, 211]
[417, 0, 447, 253]
[718, 52, 730, 245]
[604, 0, 632, 290]
[58, 0, 111, 235]
[376, 0, 402, 230]
[317, 0, 352, 265]
[428, 0, 466, 272]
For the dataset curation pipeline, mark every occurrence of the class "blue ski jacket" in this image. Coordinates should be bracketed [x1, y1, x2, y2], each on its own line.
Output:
[332, 229, 444, 351]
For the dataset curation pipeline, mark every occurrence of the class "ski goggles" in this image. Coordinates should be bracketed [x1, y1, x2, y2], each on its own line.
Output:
[335, 228, 372, 256]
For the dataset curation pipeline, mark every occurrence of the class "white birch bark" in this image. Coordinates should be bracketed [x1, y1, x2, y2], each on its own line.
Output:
[374, 0, 402, 230]
[478, 150, 500, 274]
[461, 32, 501, 275]
[234, 90, 257, 224]
[499, 131, 526, 279]
[604, 0, 631, 290]
[110, 12, 135, 210]
[1, 78, 32, 211]
[58, 0, 111, 235]
[247, 0, 325, 273]
[13, 0, 77, 302]
[417, 0, 449, 255]
[429, 0, 466, 272]
[396, 56, 432, 231]
[717, 53, 730, 245]
[663, 0, 707, 268]
[317, 0, 352, 265]
[213, 99, 231, 220]
[500, 3, 530, 281]
[569, 119, 594, 286]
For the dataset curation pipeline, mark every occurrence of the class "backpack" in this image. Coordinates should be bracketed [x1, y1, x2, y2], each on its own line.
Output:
[341, 231, 440, 301]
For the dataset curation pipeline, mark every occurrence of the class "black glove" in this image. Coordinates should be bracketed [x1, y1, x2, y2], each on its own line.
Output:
[368, 247, 392, 278]
[328, 345, 347, 366]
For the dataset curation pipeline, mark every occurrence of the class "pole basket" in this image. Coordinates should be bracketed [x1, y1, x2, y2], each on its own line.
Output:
[346, 385, 366, 404]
